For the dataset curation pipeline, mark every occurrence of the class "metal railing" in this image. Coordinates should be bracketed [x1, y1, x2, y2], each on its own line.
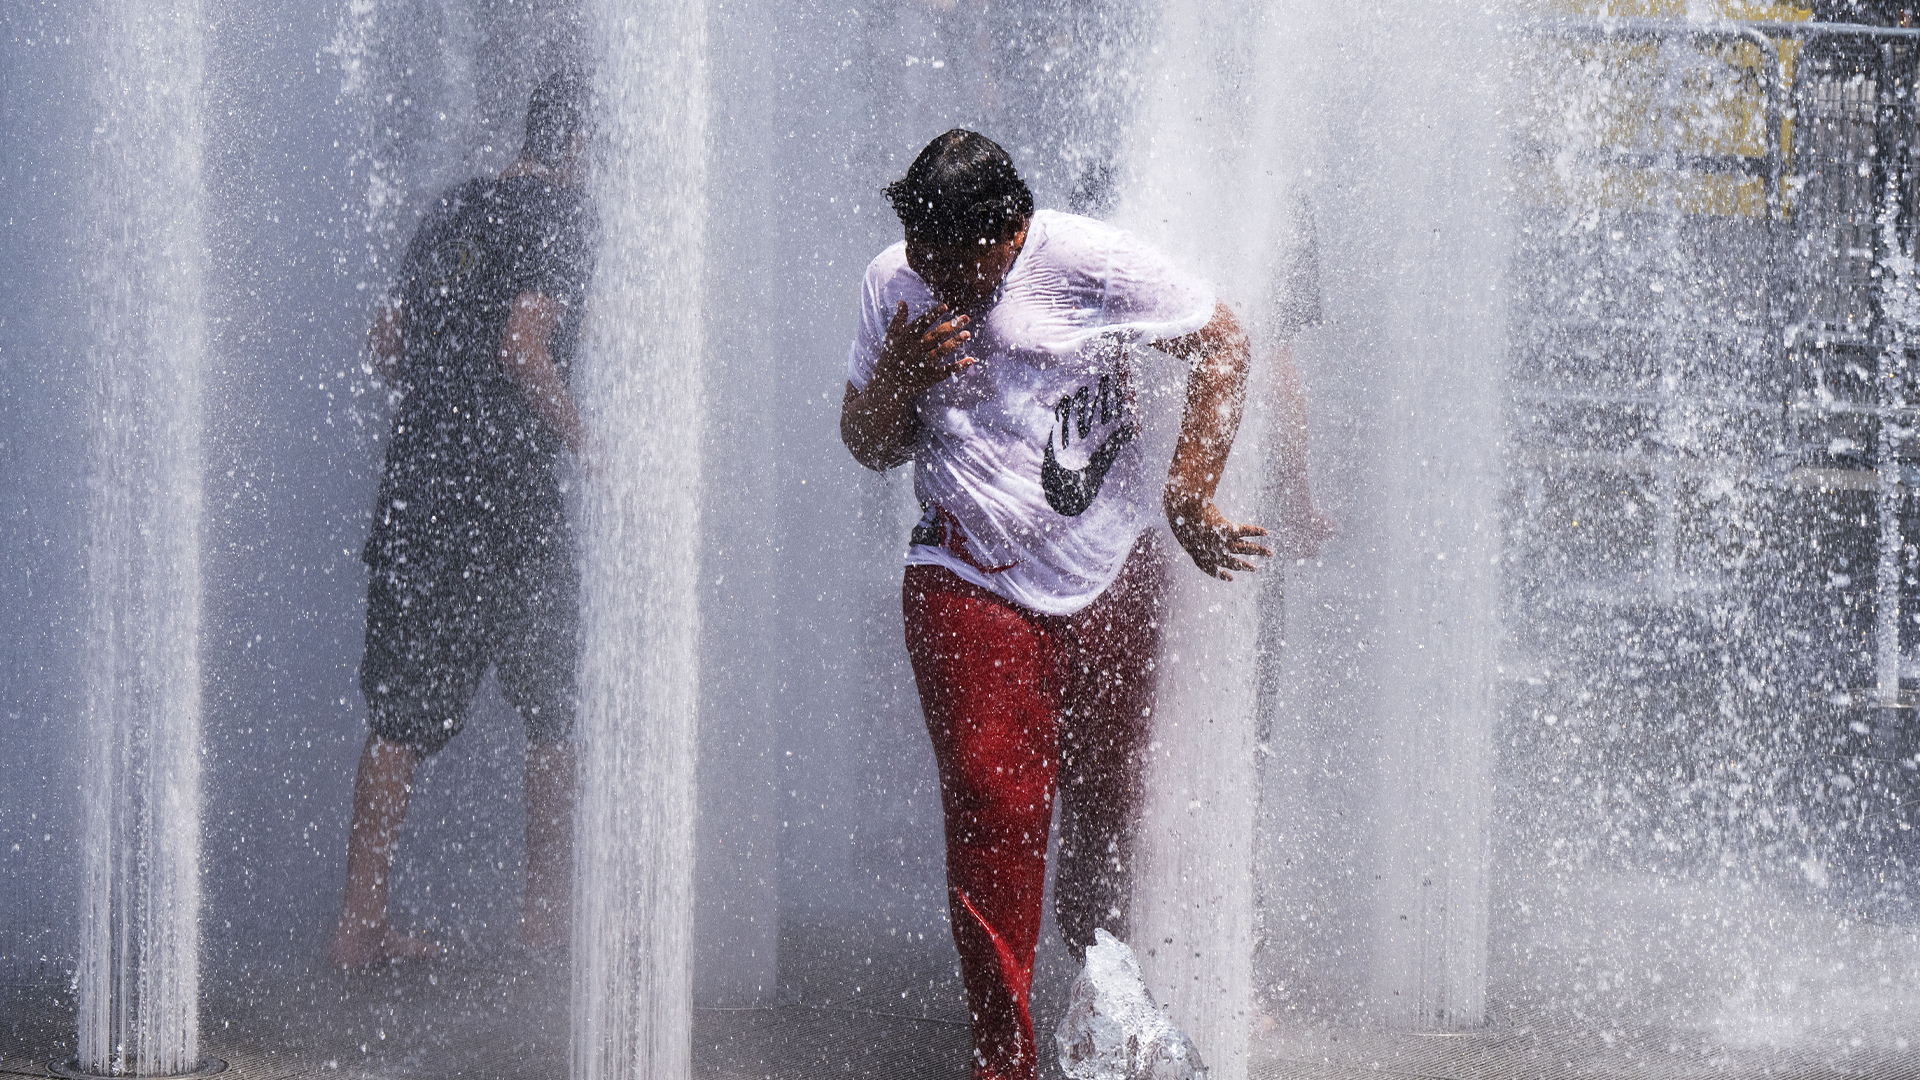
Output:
[1517, 15, 1920, 705]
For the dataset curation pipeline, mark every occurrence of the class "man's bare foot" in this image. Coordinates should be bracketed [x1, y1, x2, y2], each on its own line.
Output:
[325, 921, 443, 970]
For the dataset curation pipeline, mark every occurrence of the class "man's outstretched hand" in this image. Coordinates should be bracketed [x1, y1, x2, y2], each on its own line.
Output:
[1166, 495, 1271, 581]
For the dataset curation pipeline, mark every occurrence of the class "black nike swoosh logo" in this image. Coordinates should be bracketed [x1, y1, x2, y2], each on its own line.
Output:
[1042, 420, 1134, 517]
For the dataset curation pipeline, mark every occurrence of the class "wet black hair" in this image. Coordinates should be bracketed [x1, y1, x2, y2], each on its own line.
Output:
[885, 129, 1034, 247]
[522, 70, 590, 169]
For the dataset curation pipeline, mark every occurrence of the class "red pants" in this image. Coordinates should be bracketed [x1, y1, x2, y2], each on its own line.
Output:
[903, 538, 1168, 1080]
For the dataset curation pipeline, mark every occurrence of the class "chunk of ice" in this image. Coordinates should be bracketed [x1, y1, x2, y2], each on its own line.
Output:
[1055, 929, 1209, 1080]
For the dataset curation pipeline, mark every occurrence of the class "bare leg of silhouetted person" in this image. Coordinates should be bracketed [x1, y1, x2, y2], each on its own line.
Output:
[325, 733, 442, 968]
[519, 739, 575, 949]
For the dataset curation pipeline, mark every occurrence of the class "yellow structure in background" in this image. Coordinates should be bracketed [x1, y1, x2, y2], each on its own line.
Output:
[1518, 0, 1813, 218]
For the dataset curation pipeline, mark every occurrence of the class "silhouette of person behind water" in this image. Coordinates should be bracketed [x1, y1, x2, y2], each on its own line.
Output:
[326, 70, 596, 969]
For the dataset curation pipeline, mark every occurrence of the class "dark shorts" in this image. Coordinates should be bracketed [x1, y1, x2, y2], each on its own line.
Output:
[360, 543, 579, 756]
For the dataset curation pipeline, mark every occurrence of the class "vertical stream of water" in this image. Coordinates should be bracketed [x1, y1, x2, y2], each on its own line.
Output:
[1350, 6, 1506, 1027]
[76, 0, 209, 1074]
[1120, 10, 1283, 1080]
[569, 1, 708, 1076]
[1276, 0, 1507, 1031]
[1128, 0, 1509, 1062]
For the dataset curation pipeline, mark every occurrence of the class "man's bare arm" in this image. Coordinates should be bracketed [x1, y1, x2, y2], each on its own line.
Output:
[840, 300, 973, 471]
[841, 378, 919, 471]
[369, 301, 403, 377]
[501, 291, 588, 457]
[1157, 302, 1272, 580]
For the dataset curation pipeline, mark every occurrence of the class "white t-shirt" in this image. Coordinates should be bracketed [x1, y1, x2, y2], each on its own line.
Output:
[847, 209, 1215, 615]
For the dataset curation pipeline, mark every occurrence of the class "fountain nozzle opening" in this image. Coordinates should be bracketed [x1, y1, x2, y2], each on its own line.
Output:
[48, 1058, 227, 1079]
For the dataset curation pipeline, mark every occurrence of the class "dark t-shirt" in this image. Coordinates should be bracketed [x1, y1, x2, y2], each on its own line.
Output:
[365, 174, 595, 574]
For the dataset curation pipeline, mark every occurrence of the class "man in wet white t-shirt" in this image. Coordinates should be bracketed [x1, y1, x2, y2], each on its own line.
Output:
[840, 129, 1272, 1080]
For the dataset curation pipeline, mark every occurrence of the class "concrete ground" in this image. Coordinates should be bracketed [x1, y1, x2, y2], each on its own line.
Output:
[8, 912, 1920, 1080]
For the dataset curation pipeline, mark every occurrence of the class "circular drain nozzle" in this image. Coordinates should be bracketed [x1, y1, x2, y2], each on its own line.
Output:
[48, 1058, 227, 1079]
